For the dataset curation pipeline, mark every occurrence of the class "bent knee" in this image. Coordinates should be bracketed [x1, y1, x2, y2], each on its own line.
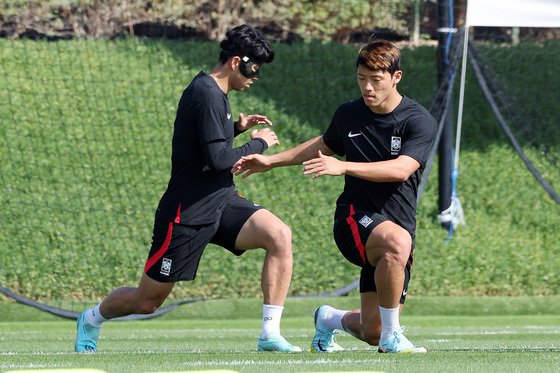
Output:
[266, 222, 292, 250]
[384, 234, 412, 265]
[136, 298, 165, 314]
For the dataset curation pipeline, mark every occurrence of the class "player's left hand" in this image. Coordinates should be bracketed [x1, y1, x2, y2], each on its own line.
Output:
[237, 113, 273, 131]
[302, 150, 346, 179]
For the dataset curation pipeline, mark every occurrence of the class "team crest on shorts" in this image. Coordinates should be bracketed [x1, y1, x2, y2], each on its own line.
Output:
[359, 215, 373, 228]
[391, 136, 401, 155]
[160, 258, 172, 276]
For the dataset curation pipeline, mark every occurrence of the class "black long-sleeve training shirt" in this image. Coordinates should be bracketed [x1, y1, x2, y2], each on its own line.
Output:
[156, 71, 268, 225]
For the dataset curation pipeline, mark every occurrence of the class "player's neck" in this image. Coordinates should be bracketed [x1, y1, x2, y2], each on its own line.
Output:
[369, 92, 402, 114]
[209, 63, 231, 94]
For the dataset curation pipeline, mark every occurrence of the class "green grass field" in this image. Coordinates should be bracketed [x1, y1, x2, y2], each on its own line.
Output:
[1, 296, 560, 373]
[1, 38, 559, 303]
[1, 22, 559, 373]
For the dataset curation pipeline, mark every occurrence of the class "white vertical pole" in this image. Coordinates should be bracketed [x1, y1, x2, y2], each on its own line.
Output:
[454, 25, 470, 171]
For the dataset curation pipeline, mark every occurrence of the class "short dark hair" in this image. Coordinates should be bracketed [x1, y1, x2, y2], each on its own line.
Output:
[356, 40, 400, 76]
[219, 24, 274, 65]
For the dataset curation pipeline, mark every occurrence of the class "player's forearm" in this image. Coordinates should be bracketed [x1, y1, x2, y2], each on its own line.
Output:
[205, 138, 267, 171]
[344, 157, 416, 183]
[268, 136, 326, 167]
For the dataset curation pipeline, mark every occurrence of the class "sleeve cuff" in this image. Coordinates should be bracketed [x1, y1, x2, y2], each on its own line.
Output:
[254, 137, 269, 153]
[233, 121, 246, 137]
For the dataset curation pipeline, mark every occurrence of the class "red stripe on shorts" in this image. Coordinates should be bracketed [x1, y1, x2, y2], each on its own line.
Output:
[345, 204, 366, 264]
[144, 204, 181, 273]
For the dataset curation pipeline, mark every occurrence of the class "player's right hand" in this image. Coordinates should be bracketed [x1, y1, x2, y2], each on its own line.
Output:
[232, 154, 272, 178]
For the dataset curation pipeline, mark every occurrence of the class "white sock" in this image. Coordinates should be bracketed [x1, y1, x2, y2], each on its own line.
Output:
[260, 304, 283, 339]
[321, 307, 348, 331]
[84, 304, 107, 328]
[379, 306, 400, 341]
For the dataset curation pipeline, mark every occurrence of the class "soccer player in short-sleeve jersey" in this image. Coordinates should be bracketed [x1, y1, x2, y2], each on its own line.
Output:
[75, 25, 301, 353]
[233, 40, 436, 354]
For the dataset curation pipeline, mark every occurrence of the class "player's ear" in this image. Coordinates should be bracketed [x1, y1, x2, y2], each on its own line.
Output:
[393, 70, 402, 85]
[229, 56, 241, 72]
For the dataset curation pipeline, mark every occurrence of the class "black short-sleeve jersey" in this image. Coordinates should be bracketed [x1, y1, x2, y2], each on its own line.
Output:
[156, 72, 267, 225]
[322, 96, 436, 235]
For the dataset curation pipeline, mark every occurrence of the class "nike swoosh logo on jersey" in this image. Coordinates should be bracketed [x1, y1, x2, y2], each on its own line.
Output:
[227, 113, 232, 120]
[348, 131, 362, 138]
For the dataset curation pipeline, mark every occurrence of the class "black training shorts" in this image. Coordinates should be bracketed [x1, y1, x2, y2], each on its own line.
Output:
[144, 192, 264, 282]
[333, 203, 414, 304]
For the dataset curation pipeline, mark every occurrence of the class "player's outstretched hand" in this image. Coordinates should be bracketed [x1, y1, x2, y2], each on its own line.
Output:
[302, 150, 346, 179]
[237, 112, 273, 131]
[232, 154, 272, 178]
[251, 127, 279, 148]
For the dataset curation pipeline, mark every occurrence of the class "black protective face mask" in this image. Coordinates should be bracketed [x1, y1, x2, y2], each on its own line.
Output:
[239, 56, 260, 78]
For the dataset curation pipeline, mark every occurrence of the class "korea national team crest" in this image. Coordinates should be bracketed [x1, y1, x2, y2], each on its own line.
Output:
[391, 136, 401, 155]
[359, 215, 373, 228]
[160, 258, 172, 276]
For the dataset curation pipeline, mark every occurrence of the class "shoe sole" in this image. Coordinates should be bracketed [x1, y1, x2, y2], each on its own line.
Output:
[378, 347, 427, 354]
[258, 337, 302, 352]
[258, 346, 302, 352]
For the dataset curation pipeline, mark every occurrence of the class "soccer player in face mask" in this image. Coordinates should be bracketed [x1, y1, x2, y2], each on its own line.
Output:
[75, 24, 301, 353]
[233, 40, 436, 354]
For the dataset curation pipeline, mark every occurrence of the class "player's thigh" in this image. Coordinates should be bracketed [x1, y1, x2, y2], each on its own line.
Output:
[235, 208, 291, 251]
[210, 193, 289, 252]
[364, 220, 412, 267]
[146, 218, 218, 281]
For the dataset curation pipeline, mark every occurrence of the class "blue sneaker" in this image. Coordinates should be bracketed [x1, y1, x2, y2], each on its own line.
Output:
[311, 305, 344, 353]
[258, 334, 302, 352]
[377, 326, 426, 354]
[75, 310, 100, 352]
